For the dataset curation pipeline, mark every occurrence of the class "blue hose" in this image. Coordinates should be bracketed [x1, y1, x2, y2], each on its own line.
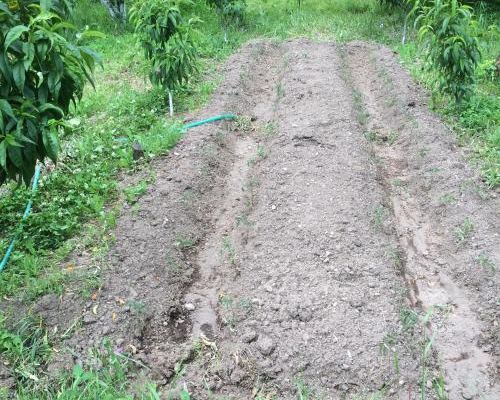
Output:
[0, 114, 236, 272]
[0, 165, 42, 272]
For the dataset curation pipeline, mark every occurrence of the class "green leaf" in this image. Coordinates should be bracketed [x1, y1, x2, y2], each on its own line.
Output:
[8, 145, 23, 168]
[39, 103, 64, 118]
[0, 53, 12, 85]
[22, 42, 36, 70]
[21, 159, 35, 186]
[42, 128, 59, 162]
[0, 100, 15, 119]
[51, 21, 76, 32]
[35, 40, 50, 60]
[0, 141, 6, 169]
[4, 25, 29, 51]
[78, 30, 106, 40]
[13, 61, 26, 92]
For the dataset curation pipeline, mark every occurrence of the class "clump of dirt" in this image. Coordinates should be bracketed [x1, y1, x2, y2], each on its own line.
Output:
[8, 39, 498, 400]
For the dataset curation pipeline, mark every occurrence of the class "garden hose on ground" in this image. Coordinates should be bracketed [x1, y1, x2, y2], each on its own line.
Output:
[0, 165, 42, 272]
[0, 113, 236, 273]
[182, 114, 236, 130]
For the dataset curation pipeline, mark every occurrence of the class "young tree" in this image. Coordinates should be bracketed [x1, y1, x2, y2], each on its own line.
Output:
[99, 0, 126, 22]
[411, 0, 481, 103]
[206, 0, 246, 42]
[130, 0, 198, 117]
[0, 0, 101, 186]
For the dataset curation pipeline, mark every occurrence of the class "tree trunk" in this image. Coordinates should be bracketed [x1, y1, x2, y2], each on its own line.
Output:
[168, 90, 174, 118]
[100, 0, 126, 21]
[402, 16, 408, 45]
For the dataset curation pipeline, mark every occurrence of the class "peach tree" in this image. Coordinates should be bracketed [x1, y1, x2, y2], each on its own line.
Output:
[206, 0, 246, 42]
[412, 0, 481, 103]
[130, 0, 198, 117]
[0, 0, 100, 186]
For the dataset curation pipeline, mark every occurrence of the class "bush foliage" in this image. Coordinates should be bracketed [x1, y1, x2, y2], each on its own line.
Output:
[0, 0, 100, 186]
[412, 0, 481, 103]
[130, 0, 198, 105]
[207, 0, 246, 30]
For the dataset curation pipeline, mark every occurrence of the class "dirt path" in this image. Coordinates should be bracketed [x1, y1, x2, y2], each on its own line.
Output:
[31, 40, 498, 399]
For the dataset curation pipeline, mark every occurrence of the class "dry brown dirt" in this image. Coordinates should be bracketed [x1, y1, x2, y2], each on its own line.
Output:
[25, 39, 499, 399]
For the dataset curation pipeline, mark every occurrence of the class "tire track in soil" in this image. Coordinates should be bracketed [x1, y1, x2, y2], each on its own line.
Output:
[184, 137, 258, 341]
[183, 40, 286, 341]
[345, 41, 499, 400]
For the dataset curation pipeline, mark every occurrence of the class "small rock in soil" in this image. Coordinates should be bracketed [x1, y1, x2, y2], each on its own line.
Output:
[461, 383, 478, 400]
[230, 367, 246, 384]
[257, 335, 276, 356]
[241, 330, 258, 343]
[298, 308, 313, 322]
[132, 141, 144, 160]
[83, 313, 97, 325]
[350, 300, 365, 309]
[184, 303, 195, 311]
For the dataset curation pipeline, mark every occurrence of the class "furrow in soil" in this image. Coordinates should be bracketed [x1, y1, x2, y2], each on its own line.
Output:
[345, 41, 499, 400]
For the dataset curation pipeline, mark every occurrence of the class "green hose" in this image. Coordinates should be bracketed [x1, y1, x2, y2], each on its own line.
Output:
[182, 114, 236, 130]
[0, 165, 42, 272]
[0, 113, 237, 273]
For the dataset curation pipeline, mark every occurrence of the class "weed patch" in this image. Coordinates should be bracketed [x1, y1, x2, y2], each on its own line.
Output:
[455, 217, 474, 244]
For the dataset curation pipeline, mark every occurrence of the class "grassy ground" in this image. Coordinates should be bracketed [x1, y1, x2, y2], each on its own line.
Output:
[0, 0, 498, 398]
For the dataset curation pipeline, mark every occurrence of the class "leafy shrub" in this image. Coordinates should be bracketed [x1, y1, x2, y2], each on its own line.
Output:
[207, 0, 246, 41]
[0, 0, 100, 186]
[378, 0, 406, 7]
[207, 0, 246, 24]
[475, 12, 499, 82]
[130, 0, 198, 115]
[412, 0, 481, 103]
[458, 93, 499, 131]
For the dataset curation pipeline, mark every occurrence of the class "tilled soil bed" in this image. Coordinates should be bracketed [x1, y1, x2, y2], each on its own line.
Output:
[15, 39, 499, 399]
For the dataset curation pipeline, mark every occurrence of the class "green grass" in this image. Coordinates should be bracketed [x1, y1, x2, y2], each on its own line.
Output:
[295, 378, 317, 400]
[70, 0, 128, 33]
[244, 0, 406, 44]
[0, 312, 160, 399]
[455, 217, 475, 244]
[476, 253, 496, 272]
